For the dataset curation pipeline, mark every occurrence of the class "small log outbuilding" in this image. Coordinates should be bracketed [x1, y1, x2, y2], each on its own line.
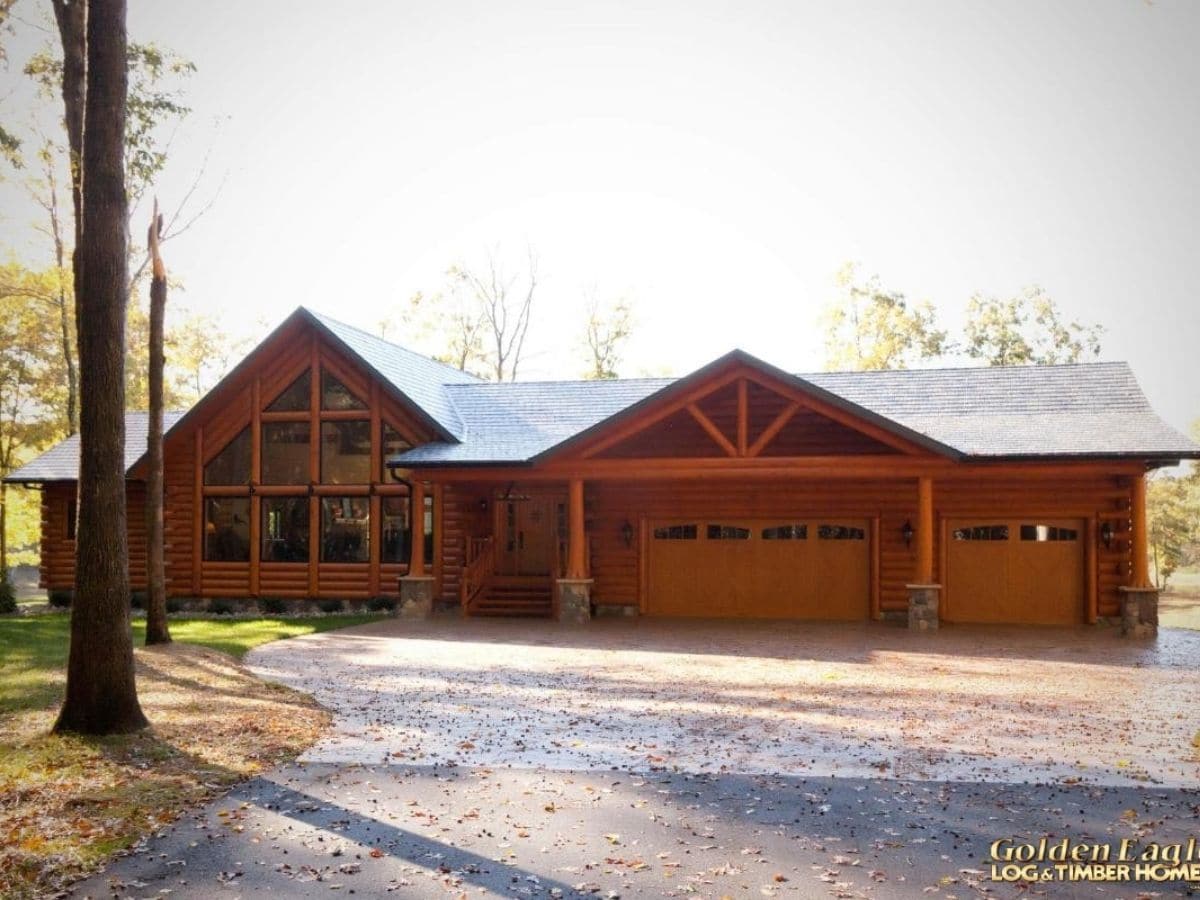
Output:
[8, 307, 1197, 625]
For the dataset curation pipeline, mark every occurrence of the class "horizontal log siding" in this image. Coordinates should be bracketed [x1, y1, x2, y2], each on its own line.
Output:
[39, 483, 74, 590]
[439, 482, 492, 604]
[39, 482, 151, 592]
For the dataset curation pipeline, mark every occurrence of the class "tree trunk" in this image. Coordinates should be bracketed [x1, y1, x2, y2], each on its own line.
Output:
[144, 204, 170, 645]
[51, 0, 86, 330]
[54, 0, 148, 735]
[1, 479, 7, 574]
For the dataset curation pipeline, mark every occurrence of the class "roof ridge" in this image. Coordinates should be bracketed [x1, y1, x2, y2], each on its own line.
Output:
[806, 360, 1130, 377]
[445, 375, 678, 388]
[302, 306, 482, 384]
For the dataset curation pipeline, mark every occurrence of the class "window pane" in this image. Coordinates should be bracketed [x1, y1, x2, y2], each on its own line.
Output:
[818, 525, 865, 540]
[205, 497, 250, 562]
[707, 524, 751, 540]
[322, 370, 367, 410]
[203, 427, 251, 485]
[1020, 524, 1079, 542]
[653, 524, 697, 540]
[267, 370, 311, 412]
[952, 525, 1009, 541]
[321, 421, 371, 484]
[381, 423, 412, 481]
[261, 497, 309, 562]
[262, 422, 310, 484]
[762, 524, 807, 540]
[381, 495, 411, 563]
[321, 496, 370, 562]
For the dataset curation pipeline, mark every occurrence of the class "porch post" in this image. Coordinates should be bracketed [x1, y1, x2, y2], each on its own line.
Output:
[1119, 471, 1158, 637]
[1130, 472, 1150, 588]
[556, 477, 592, 623]
[409, 479, 425, 574]
[907, 475, 941, 631]
[567, 477, 586, 579]
[916, 476, 933, 584]
[398, 478, 433, 619]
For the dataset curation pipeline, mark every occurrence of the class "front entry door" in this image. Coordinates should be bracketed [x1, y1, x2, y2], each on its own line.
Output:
[498, 496, 558, 576]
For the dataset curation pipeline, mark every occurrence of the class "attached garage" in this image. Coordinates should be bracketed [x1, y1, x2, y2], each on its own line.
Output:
[943, 518, 1085, 625]
[646, 518, 870, 619]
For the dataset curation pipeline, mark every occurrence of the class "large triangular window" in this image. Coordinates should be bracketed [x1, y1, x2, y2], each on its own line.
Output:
[203, 427, 251, 485]
[321, 369, 367, 411]
[267, 370, 311, 412]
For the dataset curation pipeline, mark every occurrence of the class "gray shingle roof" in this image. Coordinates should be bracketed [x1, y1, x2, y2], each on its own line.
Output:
[394, 360, 1199, 466]
[396, 378, 675, 465]
[307, 310, 478, 438]
[8, 306, 1196, 485]
[4, 412, 187, 483]
[802, 362, 1195, 458]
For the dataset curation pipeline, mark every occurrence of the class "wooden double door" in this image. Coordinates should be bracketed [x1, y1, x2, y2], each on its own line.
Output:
[496, 494, 563, 576]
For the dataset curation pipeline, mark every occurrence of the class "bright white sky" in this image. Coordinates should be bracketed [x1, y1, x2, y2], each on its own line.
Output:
[1, 0, 1197, 432]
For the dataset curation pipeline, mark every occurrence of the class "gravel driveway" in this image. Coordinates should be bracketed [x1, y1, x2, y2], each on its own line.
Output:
[247, 616, 1200, 788]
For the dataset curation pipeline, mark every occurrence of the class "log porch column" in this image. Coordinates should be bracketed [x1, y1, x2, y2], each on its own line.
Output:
[907, 475, 941, 631]
[409, 479, 426, 574]
[398, 478, 433, 618]
[567, 477, 586, 579]
[1119, 471, 1158, 637]
[916, 475, 934, 584]
[557, 477, 593, 623]
[1130, 472, 1150, 589]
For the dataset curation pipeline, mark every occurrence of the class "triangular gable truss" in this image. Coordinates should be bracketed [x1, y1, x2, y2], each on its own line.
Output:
[544, 353, 958, 464]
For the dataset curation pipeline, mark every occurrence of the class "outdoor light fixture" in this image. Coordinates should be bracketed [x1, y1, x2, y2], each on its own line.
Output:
[1100, 520, 1114, 549]
[901, 519, 914, 548]
[479, 496, 489, 513]
[621, 520, 635, 548]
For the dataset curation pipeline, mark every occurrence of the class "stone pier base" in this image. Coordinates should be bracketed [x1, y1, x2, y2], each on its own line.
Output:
[906, 584, 942, 632]
[397, 575, 435, 619]
[555, 578, 593, 624]
[1118, 586, 1158, 638]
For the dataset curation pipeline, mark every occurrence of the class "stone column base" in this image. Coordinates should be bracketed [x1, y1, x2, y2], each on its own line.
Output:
[397, 575, 435, 619]
[1118, 586, 1158, 638]
[555, 578, 593, 624]
[906, 584, 942, 632]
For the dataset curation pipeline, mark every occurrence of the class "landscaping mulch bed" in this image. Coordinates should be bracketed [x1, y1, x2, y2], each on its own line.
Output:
[0, 643, 330, 899]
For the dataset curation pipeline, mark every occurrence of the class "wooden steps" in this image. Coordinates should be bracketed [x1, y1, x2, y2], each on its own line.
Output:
[469, 577, 554, 618]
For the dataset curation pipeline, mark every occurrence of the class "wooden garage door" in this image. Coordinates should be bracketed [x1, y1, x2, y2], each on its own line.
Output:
[945, 518, 1084, 625]
[647, 519, 869, 620]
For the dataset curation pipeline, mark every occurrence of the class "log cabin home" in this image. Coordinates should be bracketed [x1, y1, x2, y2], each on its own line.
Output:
[7, 306, 1198, 627]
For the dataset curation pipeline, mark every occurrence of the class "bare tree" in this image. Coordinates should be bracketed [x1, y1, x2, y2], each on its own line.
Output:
[55, 0, 149, 735]
[143, 199, 169, 645]
[581, 291, 633, 380]
[450, 248, 537, 382]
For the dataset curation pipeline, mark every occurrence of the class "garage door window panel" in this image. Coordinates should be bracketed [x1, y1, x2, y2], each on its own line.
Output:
[653, 524, 697, 540]
[1020, 524, 1078, 542]
[818, 524, 865, 540]
[707, 524, 750, 540]
[762, 524, 807, 540]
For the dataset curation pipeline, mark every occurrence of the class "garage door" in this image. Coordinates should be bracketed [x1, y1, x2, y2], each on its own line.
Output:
[944, 518, 1084, 625]
[647, 518, 869, 619]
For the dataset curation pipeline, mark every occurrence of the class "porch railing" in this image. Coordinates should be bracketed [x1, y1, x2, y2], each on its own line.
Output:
[460, 535, 495, 615]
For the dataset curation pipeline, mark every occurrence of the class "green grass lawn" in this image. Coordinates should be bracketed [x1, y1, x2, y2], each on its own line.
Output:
[0, 613, 379, 717]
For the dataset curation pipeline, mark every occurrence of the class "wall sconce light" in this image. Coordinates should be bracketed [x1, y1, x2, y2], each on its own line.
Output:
[1100, 520, 1114, 550]
[479, 496, 489, 513]
[621, 520, 635, 548]
[901, 520, 914, 548]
